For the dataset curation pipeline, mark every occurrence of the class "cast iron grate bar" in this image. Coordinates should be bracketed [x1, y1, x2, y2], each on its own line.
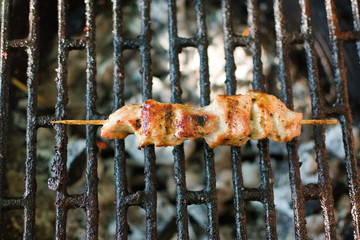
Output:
[50, 0, 100, 239]
[274, 0, 360, 239]
[0, 0, 40, 239]
[275, 0, 339, 238]
[301, 0, 337, 238]
[325, 0, 360, 237]
[112, 0, 128, 239]
[222, 0, 277, 239]
[167, 0, 220, 239]
[112, 0, 157, 239]
[167, 0, 190, 239]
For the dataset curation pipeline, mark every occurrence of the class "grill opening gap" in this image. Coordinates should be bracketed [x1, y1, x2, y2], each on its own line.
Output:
[149, 0, 170, 89]
[324, 124, 351, 179]
[97, 153, 116, 239]
[331, 187, 354, 240]
[233, 47, 253, 94]
[178, 47, 201, 101]
[298, 140, 317, 184]
[127, 205, 146, 238]
[65, 0, 86, 40]
[246, 201, 266, 239]
[2, 208, 24, 239]
[272, 155, 296, 239]
[127, 161, 145, 193]
[230, 1, 248, 37]
[122, 1, 141, 39]
[5, 49, 28, 199]
[334, 0, 355, 32]
[96, 55, 114, 116]
[185, 144, 205, 191]
[187, 204, 208, 238]
[66, 137, 87, 195]
[304, 199, 322, 216]
[38, 65, 57, 116]
[218, 200, 237, 239]
[205, 7, 226, 95]
[282, 0, 301, 35]
[8, 0, 30, 39]
[241, 154, 261, 188]
[35, 128, 56, 239]
[67, 50, 87, 121]
[120, 50, 142, 102]
[175, 1, 197, 38]
[305, 206, 328, 239]
[66, 208, 86, 239]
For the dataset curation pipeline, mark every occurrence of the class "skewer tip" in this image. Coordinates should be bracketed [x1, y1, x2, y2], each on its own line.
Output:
[300, 119, 338, 125]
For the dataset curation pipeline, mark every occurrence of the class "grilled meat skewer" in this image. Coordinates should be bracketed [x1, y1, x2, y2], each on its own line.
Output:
[100, 91, 302, 148]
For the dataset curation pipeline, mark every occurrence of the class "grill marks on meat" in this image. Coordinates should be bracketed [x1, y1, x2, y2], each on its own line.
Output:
[101, 100, 218, 147]
[101, 92, 303, 148]
[203, 95, 252, 148]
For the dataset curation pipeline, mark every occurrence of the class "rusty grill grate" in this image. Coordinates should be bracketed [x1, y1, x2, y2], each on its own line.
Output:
[0, 0, 360, 239]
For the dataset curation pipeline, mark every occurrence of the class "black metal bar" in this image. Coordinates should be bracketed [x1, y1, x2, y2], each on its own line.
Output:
[8, 39, 31, 48]
[23, 0, 40, 238]
[273, 0, 294, 106]
[84, 0, 99, 238]
[194, 0, 220, 239]
[138, 1, 157, 239]
[0, 0, 10, 225]
[273, 0, 307, 239]
[247, 0, 264, 90]
[325, 0, 360, 238]
[300, 0, 337, 239]
[286, 139, 307, 239]
[221, 0, 237, 95]
[257, 140, 277, 240]
[247, 1, 277, 238]
[53, 0, 70, 239]
[111, 0, 129, 239]
[0, 0, 40, 238]
[221, 1, 248, 239]
[61, 39, 87, 50]
[168, 0, 183, 103]
[230, 147, 248, 239]
[172, 144, 189, 239]
[167, 0, 190, 239]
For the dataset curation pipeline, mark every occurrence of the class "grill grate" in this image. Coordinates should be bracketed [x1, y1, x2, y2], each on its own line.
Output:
[0, 0, 360, 239]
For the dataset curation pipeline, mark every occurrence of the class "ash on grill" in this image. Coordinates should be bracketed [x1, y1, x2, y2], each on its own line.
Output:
[2, 0, 360, 239]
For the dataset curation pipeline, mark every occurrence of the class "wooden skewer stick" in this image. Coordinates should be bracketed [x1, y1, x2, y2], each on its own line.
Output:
[300, 119, 338, 125]
[51, 120, 106, 125]
[50, 119, 339, 125]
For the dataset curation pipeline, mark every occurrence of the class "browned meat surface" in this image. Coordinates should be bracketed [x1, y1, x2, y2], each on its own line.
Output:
[101, 100, 218, 147]
[248, 91, 302, 142]
[203, 94, 252, 148]
[101, 92, 303, 148]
